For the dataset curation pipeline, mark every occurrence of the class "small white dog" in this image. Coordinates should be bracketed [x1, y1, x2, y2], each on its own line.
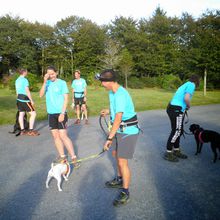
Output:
[46, 161, 71, 191]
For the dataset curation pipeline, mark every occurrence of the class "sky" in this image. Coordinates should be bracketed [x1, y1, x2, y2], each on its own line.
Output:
[1, 0, 219, 26]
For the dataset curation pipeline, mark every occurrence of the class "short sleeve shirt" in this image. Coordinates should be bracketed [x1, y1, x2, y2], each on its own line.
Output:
[170, 81, 195, 112]
[71, 78, 87, 98]
[109, 86, 139, 135]
[45, 79, 69, 114]
[15, 76, 29, 102]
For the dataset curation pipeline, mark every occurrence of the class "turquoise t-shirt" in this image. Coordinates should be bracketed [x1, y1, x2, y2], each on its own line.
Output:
[71, 78, 87, 98]
[45, 79, 69, 114]
[15, 76, 29, 102]
[170, 81, 195, 112]
[109, 86, 139, 135]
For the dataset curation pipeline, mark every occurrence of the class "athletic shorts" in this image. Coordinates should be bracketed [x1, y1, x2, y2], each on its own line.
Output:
[74, 97, 85, 106]
[112, 133, 139, 159]
[17, 100, 35, 112]
[48, 113, 68, 130]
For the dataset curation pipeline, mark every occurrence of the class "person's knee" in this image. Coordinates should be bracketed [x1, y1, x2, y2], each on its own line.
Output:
[118, 158, 128, 168]
[59, 130, 68, 140]
[29, 111, 36, 117]
[51, 130, 60, 139]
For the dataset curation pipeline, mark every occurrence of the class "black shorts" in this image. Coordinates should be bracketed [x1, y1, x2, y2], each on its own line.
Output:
[74, 97, 85, 106]
[48, 113, 68, 130]
[17, 100, 35, 112]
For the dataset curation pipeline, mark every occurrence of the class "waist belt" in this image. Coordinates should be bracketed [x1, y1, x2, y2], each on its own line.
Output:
[120, 115, 138, 126]
[74, 91, 84, 98]
[115, 115, 138, 132]
[17, 94, 30, 101]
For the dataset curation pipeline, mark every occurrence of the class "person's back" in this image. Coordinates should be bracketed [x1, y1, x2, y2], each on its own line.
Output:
[15, 69, 39, 136]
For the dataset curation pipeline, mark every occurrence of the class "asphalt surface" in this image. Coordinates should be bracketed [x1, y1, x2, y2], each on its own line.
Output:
[0, 104, 220, 220]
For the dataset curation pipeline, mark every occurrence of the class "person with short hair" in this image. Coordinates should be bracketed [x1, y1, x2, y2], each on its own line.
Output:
[71, 70, 88, 125]
[15, 68, 39, 136]
[39, 66, 79, 167]
[97, 69, 140, 207]
[164, 74, 200, 162]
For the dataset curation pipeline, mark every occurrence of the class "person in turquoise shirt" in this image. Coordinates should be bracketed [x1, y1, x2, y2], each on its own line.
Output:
[71, 70, 88, 125]
[97, 69, 139, 207]
[39, 66, 79, 168]
[164, 74, 200, 162]
[15, 68, 39, 136]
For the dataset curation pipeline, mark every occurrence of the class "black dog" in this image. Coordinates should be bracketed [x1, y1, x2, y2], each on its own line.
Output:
[9, 111, 29, 136]
[189, 124, 220, 162]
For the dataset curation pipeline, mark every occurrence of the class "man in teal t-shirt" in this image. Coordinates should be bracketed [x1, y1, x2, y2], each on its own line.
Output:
[97, 69, 139, 207]
[39, 66, 79, 168]
[164, 75, 200, 162]
[71, 70, 88, 125]
[15, 68, 39, 136]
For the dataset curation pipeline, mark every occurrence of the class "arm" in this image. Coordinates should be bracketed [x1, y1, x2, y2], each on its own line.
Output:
[84, 87, 87, 102]
[39, 74, 49, 97]
[103, 112, 123, 151]
[58, 93, 68, 122]
[25, 87, 34, 104]
[72, 88, 75, 102]
[184, 93, 191, 109]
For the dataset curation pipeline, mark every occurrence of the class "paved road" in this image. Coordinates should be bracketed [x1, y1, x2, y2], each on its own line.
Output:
[0, 105, 220, 220]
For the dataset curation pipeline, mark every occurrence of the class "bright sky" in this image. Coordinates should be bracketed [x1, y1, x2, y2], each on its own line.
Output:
[1, 0, 219, 26]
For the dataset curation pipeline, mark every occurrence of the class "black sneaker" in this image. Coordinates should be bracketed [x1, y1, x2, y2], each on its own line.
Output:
[163, 152, 179, 162]
[105, 177, 123, 188]
[173, 150, 188, 159]
[113, 191, 130, 206]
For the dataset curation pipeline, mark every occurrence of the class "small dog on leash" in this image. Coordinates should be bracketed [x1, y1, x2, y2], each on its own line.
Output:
[46, 161, 71, 191]
[189, 124, 220, 163]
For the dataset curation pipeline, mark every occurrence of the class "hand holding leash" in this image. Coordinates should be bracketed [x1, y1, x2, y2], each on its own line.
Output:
[100, 109, 109, 117]
[103, 139, 112, 151]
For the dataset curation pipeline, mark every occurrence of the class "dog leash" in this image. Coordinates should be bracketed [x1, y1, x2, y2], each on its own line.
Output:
[182, 110, 194, 136]
[69, 149, 105, 164]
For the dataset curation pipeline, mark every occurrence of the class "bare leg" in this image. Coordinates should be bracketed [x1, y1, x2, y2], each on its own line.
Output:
[19, 111, 25, 130]
[117, 158, 130, 189]
[59, 129, 76, 159]
[28, 111, 36, 129]
[51, 129, 65, 156]
[76, 105, 80, 120]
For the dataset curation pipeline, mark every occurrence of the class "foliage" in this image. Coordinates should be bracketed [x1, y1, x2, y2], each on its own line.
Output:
[157, 74, 182, 90]
[8, 73, 40, 92]
[0, 9, 219, 89]
[128, 77, 145, 89]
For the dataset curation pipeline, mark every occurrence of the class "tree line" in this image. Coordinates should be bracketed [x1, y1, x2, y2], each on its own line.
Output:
[0, 7, 219, 88]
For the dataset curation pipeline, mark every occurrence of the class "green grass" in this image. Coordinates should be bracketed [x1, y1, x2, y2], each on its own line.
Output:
[0, 86, 220, 125]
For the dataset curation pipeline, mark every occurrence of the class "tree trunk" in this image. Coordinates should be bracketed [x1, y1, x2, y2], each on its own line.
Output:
[125, 73, 128, 88]
[41, 48, 44, 77]
[204, 68, 207, 96]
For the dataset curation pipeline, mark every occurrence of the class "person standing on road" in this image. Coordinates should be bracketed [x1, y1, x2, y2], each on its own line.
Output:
[97, 69, 140, 207]
[164, 74, 200, 162]
[71, 70, 88, 125]
[15, 68, 39, 136]
[39, 66, 79, 167]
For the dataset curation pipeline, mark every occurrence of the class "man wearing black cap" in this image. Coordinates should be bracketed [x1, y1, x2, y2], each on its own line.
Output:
[97, 69, 139, 207]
